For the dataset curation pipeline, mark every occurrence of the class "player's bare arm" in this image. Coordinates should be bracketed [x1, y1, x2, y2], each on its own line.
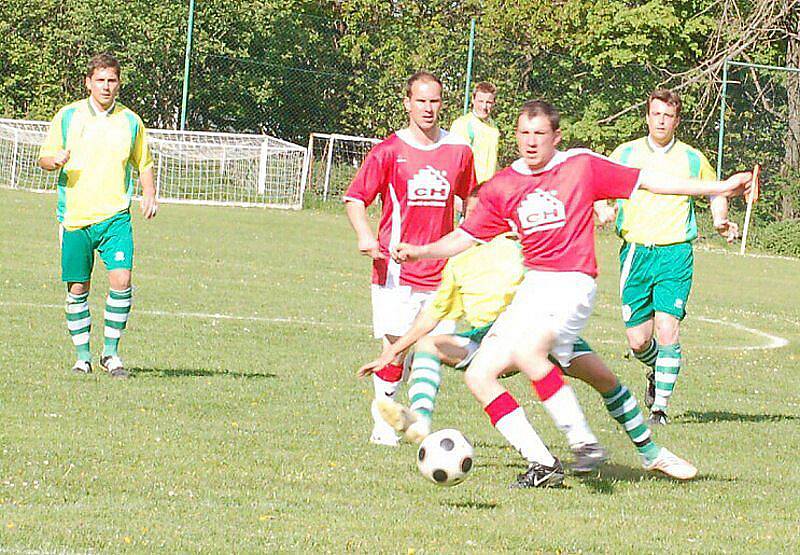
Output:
[639, 169, 752, 198]
[357, 311, 441, 378]
[139, 167, 158, 219]
[38, 150, 71, 171]
[344, 200, 385, 260]
[710, 195, 740, 243]
[392, 230, 476, 263]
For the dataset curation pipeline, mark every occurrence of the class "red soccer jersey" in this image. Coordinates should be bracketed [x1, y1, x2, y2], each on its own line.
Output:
[344, 129, 477, 290]
[460, 150, 640, 278]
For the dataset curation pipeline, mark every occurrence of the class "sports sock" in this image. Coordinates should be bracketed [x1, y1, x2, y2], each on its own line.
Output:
[652, 343, 681, 412]
[601, 383, 660, 463]
[66, 291, 91, 362]
[633, 337, 658, 368]
[407, 352, 441, 423]
[373, 362, 404, 400]
[103, 287, 132, 358]
[532, 366, 598, 448]
[485, 391, 555, 466]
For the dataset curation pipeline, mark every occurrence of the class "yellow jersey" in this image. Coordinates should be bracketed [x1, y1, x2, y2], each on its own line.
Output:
[425, 235, 522, 328]
[40, 98, 153, 230]
[450, 112, 499, 183]
[610, 137, 715, 245]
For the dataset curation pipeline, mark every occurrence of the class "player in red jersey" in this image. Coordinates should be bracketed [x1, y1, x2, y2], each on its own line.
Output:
[394, 100, 751, 487]
[344, 71, 477, 446]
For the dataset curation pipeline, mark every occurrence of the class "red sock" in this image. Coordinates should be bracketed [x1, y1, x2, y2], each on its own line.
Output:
[531, 365, 565, 401]
[484, 391, 520, 426]
[375, 362, 403, 383]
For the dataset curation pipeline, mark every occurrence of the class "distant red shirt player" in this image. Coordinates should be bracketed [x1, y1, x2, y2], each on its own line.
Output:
[344, 71, 476, 446]
[393, 99, 751, 487]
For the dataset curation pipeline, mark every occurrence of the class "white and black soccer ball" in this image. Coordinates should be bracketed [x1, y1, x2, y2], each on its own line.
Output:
[416, 428, 474, 486]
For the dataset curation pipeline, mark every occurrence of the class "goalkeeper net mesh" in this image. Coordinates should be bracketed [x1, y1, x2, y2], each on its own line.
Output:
[0, 119, 308, 209]
[305, 132, 380, 201]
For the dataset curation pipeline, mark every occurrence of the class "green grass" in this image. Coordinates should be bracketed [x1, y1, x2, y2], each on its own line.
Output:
[1, 188, 799, 553]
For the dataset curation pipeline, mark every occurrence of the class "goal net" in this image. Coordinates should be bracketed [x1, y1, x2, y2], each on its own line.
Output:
[305, 132, 380, 201]
[0, 119, 308, 209]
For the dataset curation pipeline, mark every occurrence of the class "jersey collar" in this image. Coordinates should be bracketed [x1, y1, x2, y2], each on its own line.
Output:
[395, 127, 449, 150]
[87, 97, 116, 118]
[646, 136, 676, 154]
[510, 151, 568, 175]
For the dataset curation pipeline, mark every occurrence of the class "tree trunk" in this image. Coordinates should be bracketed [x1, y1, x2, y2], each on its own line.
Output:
[782, 5, 800, 219]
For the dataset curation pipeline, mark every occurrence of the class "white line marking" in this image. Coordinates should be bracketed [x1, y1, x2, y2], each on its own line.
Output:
[695, 316, 790, 350]
[0, 301, 371, 329]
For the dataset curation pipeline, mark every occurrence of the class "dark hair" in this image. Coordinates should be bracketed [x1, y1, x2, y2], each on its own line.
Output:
[473, 81, 497, 96]
[86, 53, 121, 79]
[647, 88, 681, 116]
[405, 71, 443, 97]
[518, 99, 560, 131]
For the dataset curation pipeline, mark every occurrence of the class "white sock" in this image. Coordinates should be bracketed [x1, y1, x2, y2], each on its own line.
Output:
[542, 385, 598, 448]
[495, 408, 556, 466]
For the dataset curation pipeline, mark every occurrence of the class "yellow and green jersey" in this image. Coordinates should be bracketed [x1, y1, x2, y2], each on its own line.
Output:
[424, 235, 522, 329]
[40, 99, 153, 230]
[610, 137, 715, 245]
[450, 112, 499, 183]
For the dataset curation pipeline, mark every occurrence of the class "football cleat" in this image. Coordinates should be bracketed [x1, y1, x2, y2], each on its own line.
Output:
[71, 360, 92, 374]
[643, 447, 697, 480]
[510, 457, 565, 489]
[569, 442, 608, 474]
[376, 399, 430, 443]
[645, 370, 656, 409]
[648, 409, 668, 426]
[369, 400, 399, 446]
[100, 355, 129, 378]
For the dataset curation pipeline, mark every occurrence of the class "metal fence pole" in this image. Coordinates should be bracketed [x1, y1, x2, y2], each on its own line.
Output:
[179, 0, 196, 131]
[462, 18, 476, 115]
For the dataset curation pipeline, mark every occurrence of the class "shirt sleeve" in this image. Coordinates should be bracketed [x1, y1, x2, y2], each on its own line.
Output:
[424, 262, 464, 322]
[698, 151, 716, 181]
[584, 154, 642, 201]
[343, 144, 387, 206]
[38, 110, 64, 159]
[130, 117, 154, 172]
[459, 180, 511, 242]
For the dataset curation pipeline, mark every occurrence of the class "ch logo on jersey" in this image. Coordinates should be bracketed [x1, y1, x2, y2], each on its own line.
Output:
[517, 189, 566, 234]
[407, 165, 451, 207]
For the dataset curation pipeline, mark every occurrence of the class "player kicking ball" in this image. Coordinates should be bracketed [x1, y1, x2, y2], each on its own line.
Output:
[391, 100, 751, 488]
[358, 190, 697, 480]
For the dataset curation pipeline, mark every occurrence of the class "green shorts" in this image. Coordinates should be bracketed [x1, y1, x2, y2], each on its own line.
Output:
[619, 241, 693, 328]
[61, 211, 134, 282]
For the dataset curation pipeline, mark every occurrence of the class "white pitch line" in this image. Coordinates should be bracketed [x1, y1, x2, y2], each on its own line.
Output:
[695, 316, 790, 350]
[0, 301, 371, 329]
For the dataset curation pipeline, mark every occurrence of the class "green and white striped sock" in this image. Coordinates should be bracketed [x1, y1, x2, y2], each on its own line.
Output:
[407, 352, 441, 424]
[633, 337, 658, 368]
[653, 343, 681, 412]
[602, 383, 660, 463]
[103, 287, 132, 358]
[66, 291, 91, 362]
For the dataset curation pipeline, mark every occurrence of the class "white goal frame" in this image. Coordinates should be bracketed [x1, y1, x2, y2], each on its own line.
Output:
[304, 132, 381, 201]
[0, 118, 309, 210]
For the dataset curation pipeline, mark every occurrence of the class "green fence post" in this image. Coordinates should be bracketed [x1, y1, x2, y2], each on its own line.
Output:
[462, 18, 476, 115]
[179, 0, 196, 131]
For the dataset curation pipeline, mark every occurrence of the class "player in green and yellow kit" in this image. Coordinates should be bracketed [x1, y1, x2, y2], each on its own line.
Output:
[357, 192, 697, 480]
[450, 82, 500, 183]
[609, 89, 739, 425]
[38, 53, 158, 378]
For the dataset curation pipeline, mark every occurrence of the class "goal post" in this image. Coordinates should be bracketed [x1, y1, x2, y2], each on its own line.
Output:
[304, 132, 381, 202]
[0, 118, 308, 209]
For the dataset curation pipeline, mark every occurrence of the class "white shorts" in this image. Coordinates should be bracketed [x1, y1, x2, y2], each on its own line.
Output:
[451, 336, 481, 369]
[483, 270, 596, 368]
[370, 284, 456, 339]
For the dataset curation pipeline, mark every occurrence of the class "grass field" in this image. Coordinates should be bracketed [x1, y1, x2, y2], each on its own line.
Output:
[1, 188, 799, 553]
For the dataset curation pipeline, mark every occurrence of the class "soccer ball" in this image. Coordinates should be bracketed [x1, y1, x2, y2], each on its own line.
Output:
[416, 428, 474, 486]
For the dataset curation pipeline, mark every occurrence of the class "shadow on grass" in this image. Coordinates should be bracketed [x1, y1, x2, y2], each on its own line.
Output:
[441, 500, 498, 510]
[131, 367, 277, 379]
[574, 463, 738, 494]
[677, 410, 800, 424]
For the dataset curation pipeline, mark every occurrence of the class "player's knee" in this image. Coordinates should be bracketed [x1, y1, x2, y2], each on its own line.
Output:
[67, 281, 90, 295]
[415, 334, 437, 353]
[628, 333, 652, 352]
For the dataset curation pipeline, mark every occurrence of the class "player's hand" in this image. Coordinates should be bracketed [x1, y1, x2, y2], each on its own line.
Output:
[720, 171, 753, 197]
[140, 192, 159, 219]
[357, 236, 384, 260]
[392, 242, 423, 263]
[357, 351, 395, 378]
[714, 219, 740, 244]
[53, 150, 70, 169]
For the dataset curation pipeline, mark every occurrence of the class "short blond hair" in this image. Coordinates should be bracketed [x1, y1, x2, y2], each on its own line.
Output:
[473, 82, 496, 96]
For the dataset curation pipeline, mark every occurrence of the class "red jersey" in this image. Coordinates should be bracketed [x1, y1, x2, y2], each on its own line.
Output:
[344, 129, 477, 290]
[460, 150, 640, 278]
